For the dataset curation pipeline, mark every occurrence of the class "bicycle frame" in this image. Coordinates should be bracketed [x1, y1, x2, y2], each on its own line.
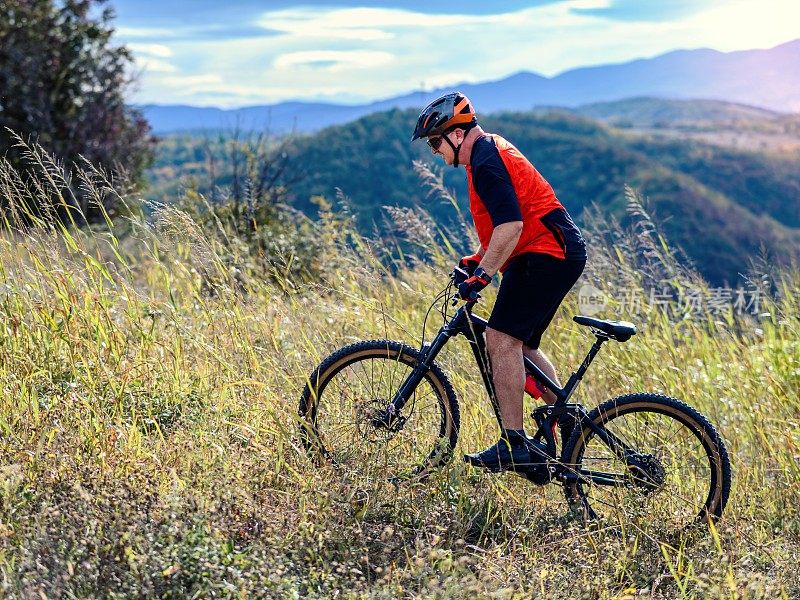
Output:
[386, 300, 641, 482]
[388, 302, 597, 420]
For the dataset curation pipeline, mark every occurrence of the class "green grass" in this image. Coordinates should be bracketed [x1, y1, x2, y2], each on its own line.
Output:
[0, 143, 798, 598]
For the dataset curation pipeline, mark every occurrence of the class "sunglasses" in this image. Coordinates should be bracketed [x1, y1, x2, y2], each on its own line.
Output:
[427, 136, 444, 151]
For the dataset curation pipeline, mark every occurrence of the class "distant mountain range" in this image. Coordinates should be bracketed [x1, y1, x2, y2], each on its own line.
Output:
[141, 39, 800, 134]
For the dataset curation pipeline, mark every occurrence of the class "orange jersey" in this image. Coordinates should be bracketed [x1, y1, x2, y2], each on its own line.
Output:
[466, 134, 585, 271]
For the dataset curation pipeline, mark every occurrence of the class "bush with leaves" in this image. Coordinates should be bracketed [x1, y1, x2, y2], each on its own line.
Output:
[161, 188, 360, 294]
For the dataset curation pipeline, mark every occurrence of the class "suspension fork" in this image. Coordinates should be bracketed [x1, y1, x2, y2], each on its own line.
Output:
[383, 305, 501, 421]
[383, 327, 453, 417]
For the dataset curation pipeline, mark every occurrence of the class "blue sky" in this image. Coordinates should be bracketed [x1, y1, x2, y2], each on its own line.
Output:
[112, 0, 800, 107]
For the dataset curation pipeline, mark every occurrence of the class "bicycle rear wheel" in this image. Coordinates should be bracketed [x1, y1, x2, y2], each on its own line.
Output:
[562, 393, 731, 533]
[299, 340, 460, 480]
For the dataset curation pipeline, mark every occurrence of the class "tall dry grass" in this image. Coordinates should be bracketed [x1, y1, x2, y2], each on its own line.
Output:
[0, 142, 798, 598]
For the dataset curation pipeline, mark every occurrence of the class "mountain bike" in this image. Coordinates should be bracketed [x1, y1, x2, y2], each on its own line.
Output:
[299, 269, 731, 532]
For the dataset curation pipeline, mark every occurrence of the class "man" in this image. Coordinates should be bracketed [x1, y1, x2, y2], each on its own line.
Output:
[411, 92, 587, 472]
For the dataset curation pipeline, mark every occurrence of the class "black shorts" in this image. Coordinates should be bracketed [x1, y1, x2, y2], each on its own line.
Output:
[487, 253, 586, 349]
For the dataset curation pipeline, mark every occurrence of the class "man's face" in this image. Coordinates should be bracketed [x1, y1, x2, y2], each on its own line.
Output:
[428, 130, 461, 166]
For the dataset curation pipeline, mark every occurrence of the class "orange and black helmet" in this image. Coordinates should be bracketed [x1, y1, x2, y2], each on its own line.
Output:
[411, 92, 477, 141]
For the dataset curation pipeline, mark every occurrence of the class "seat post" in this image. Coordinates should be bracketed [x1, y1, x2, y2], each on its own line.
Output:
[560, 335, 607, 402]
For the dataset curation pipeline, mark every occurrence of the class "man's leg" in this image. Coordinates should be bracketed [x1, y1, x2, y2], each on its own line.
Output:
[463, 327, 548, 471]
[524, 345, 577, 443]
[522, 346, 561, 405]
[485, 327, 524, 428]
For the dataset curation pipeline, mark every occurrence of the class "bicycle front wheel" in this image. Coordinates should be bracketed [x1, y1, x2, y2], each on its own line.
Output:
[299, 340, 460, 480]
[562, 393, 731, 533]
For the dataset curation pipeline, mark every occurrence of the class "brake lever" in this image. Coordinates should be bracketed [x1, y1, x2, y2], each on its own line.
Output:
[450, 293, 480, 306]
[452, 266, 470, 281]
[450, 266, 480, 307]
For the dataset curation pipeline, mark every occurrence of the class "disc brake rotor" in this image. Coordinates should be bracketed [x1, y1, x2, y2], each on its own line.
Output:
[354, 399, 405, 443]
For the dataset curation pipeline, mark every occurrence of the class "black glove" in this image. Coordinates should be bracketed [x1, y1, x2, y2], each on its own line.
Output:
[458, 252, 482, 275]
[457, 267, 492, 301]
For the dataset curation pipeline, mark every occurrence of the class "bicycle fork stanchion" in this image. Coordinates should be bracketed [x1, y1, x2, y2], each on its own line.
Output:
[374, 315, 460, 428]
[378, 302, 510, 430]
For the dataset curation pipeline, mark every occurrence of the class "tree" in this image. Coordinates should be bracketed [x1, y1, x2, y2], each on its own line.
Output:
[0, 0, 153, 223]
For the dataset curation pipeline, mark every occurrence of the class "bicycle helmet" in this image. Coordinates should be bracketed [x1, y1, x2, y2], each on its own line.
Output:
[411, 92, 477, 167]
[411, 92, 477, 140]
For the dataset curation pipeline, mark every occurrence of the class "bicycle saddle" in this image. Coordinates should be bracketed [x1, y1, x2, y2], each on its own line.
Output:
[573, 315, 637, 342]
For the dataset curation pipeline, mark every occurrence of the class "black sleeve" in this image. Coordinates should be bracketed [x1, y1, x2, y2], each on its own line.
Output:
[472, 150, 522, 226]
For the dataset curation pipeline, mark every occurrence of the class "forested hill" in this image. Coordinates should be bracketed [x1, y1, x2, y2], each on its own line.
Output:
[281, 109, 800, 285]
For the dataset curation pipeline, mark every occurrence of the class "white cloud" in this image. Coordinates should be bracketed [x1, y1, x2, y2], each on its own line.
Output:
[170, 74, 223, 85]
[136, 57, 177, 73]
[680, 0, 800, 51]
[117, 26, 175, 40]
[274, 50, 394, 70]
[257, 7, 440, 41]
[128, 43, 173, 58]
[128, 44, 176, 74]
[148, 74, 225, 93]
[261, 11, 394, 41]
[264, 6, 458, 28]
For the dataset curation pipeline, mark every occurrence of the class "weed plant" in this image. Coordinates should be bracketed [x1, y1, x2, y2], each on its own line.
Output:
[0, 142, 798, 598]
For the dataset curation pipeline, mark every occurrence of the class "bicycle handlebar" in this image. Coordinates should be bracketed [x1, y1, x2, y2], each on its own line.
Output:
[449, 267, 481, 306]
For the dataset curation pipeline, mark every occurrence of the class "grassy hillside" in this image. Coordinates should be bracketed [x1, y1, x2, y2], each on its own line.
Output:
[1, 146, 800, 597]
[573, 97, 783, 128]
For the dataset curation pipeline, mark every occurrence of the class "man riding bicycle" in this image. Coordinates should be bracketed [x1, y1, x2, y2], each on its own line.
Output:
[412, 92, 587, 472]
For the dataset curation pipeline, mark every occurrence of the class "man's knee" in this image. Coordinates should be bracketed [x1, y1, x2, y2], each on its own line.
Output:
[485, 327, 522, 355]
[523, 345, 542, 360]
